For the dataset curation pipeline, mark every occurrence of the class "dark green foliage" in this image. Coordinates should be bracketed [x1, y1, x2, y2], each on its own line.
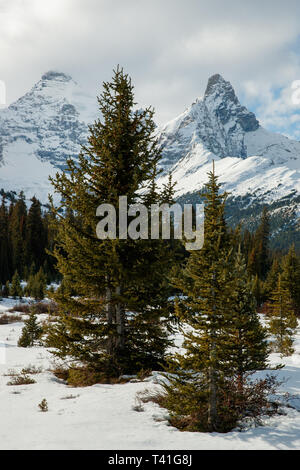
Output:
[18, 310, 43, 347]
[46, 67, 177, 378]
[268, 275, 298, 356]
[10, 270, 22, 298]
[25, 197, 47, 270]
[25, 268, 47, 300]
[281, 245, 300, 315]
[0, 193, 60, 289]
[161, 167, 270, 433]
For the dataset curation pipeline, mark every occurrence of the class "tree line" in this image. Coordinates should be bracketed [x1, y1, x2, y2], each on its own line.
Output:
[0, 192, 58, 297]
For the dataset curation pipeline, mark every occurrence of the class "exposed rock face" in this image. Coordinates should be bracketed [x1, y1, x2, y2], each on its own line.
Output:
[0, 70, 96, 170]
[157, 73, 262, 170]
[155, 74, 300, 248]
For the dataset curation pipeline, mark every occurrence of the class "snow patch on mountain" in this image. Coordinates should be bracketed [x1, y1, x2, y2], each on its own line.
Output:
[0, 70, 98, 201]
[156, 74, 300, 208]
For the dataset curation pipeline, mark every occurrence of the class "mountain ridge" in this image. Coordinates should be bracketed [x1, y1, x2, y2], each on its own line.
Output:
[0, 70, 299, 247]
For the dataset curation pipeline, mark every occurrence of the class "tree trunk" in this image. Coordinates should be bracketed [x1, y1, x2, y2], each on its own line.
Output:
[115, 284, 125, 350]
[208, 343, 217, 431]
[105, 285, 114, 355]
[208, 273, 218, 431]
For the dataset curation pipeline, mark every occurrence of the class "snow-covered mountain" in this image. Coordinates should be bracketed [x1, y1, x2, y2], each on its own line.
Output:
[0, 71, 97, 202]
[0, 71, 299, 246]
[156, 74, 300, 247]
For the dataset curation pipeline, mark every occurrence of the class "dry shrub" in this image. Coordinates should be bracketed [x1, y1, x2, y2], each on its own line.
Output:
[67, 367, 130, 387]
[138, 374, 282, 433]
[136, 368, 152, 382]
[51, 366, 130, 387]
[0, 314, 22, 324]
[21, 365, 43, 375]
[7, 374, 36, 386]
[9, 301, 58, 315]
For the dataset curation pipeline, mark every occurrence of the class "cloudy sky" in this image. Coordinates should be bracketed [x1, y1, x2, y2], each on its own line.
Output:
[1, 0, 300, 138]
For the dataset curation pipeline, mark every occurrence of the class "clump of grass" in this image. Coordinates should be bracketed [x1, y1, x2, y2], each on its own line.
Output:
[21, 365, 43, 375]
[50, 365, 130, 387]
[136, 388, 165, 406]
[7, 374, 36, 386]
[136, 368, 152, 382]
[9, 301, 58, 315]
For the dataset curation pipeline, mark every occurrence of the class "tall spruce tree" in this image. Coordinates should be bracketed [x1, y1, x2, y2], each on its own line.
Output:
[25, 197, 47, 270]
[161, 166, 269, 432]
[47, 67, 175, 378]
[0, 197, 11, 283]
[264, 257, 281, 299]
[268, 274, 298, 356]
[165, 164, 235, 431]
[248, 207, 270, 280]
[9, 192, 27, 278]
[281, 245, 300, 315]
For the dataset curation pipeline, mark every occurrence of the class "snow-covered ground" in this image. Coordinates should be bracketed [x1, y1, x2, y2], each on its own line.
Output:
[1, 298, 300, 450]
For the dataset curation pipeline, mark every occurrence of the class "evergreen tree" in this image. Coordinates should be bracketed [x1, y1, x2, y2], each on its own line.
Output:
[18, 309, 43, 347]
[26, 268, 47, 300]
[161, 166, 269, 432]
[10, 270, 22, 298]
[47, 67, 174, 378]
[268, 275, 298, 356]
[281, 245, 300, 315]
[3, 280, 10, 298]
[9, 192, 27, 277]
[264, 257, 281, 299]
[0, 197, 11, 283]
[248, 207, 270, 280]
[252, 274, 263, 308]
[165, 165, 234, 431]
[25, 197, 47, 270]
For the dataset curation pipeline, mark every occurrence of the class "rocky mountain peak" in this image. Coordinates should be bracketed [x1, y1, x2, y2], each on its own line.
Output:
[204, 73, 234, 98]
[203, 74, 259, 132]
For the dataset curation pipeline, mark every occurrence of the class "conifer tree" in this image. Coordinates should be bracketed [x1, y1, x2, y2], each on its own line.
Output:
[26, 268, 47, 300]
[9, 192, 27, 278]
[25, 197, 47, 270]
[165, 164, 234, 431]
[264, 258, 281, 299]
[268, 275, 298, 356]
[0, 197, 11, 283]
[47, 67, 174, 378]
[18, 309, 43, 347]
[10, 270, 22, 298]
[247, 207, 270, 280]
[3, 280, 10, 298]
[281, 245, 300, 315]
[252, 274, 263, 308]
[161, 166, 270, 432]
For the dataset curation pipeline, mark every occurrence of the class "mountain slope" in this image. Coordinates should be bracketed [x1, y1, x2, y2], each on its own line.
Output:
[0, 71, 97, 201]
[156, 74, 300, 248]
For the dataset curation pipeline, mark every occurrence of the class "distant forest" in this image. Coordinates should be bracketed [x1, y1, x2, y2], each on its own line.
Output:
[0, 190, 58, 297]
